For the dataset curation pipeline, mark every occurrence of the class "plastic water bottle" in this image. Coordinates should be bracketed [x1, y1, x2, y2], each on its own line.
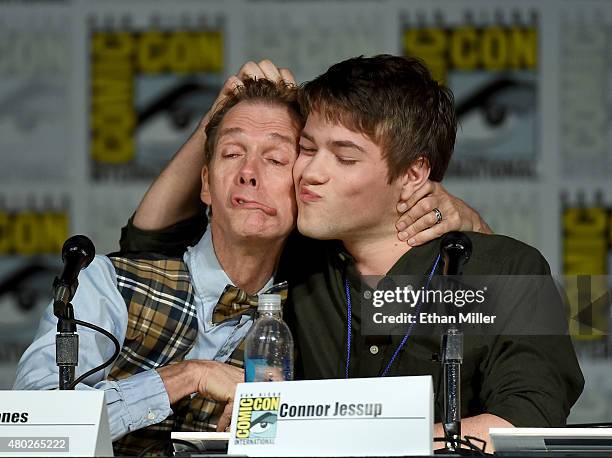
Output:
[244, 294, 294, 382]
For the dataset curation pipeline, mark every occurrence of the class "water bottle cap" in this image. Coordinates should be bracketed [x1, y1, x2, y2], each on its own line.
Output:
[258, 294, 282, 312]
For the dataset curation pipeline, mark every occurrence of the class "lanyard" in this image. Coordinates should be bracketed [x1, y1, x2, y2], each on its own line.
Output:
[344, 254, 441, 378]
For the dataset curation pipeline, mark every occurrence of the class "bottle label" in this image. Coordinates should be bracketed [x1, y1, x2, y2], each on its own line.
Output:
[245, 358, 292, 382]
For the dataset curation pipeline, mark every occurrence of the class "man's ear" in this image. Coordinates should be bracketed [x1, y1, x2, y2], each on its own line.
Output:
[201, 166, 212, 206]
[399, 156, 431, 194]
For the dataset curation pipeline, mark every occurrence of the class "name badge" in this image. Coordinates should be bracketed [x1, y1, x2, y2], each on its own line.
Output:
[0, 391, 113, 457]
[228, 376, 433, 457]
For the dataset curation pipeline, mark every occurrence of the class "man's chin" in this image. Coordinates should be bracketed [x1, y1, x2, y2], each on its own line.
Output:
[296, 217, 337, 240]
[212, 216, 291, 244]
[232, 221, 293, 242]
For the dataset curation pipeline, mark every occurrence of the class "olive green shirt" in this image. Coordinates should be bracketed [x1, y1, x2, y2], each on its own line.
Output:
[119, 216, 584, 427]
[283, 233, 584, 427]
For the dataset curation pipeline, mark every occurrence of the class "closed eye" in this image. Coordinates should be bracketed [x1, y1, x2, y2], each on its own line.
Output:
[222, 152, 242, 159]
[299, 144, 316, 155]
[269, 159, 283, 165]
[337, 157, 357, 165]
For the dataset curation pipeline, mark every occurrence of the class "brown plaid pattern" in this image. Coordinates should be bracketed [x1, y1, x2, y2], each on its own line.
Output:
[108, 257, 198, 380]
[106, 256, 246, 457]
[212, 281, 288, 324]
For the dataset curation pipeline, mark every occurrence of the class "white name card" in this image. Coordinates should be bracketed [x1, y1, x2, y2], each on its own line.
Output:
[228, 375, 433, 457]
[0, 391, 113, 457]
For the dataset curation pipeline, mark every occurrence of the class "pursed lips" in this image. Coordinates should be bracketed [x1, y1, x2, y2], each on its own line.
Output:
[231, 196, 277, 216]
[298, 185, 322, 203]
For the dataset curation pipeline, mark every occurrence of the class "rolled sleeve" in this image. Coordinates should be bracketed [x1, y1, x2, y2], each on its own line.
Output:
[480, 243, 585, 426]
[481, 335, 584, 427]
[100, 370, 172, 441]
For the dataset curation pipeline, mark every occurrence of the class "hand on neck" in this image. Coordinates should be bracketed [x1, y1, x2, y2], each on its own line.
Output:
[210, 224, 285, 294]
[343, 227, 413, 277]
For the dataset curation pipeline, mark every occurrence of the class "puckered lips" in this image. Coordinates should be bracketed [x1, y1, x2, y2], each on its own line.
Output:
[231, 195, 277, 216]
[298, 185, 322, 203]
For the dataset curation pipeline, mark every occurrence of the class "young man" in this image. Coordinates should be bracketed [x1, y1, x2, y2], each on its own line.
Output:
[127, 56, 583, 450]
[289, 55, 583, 446]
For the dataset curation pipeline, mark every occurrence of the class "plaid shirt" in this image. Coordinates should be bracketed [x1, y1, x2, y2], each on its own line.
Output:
[107, 255, 244, 456]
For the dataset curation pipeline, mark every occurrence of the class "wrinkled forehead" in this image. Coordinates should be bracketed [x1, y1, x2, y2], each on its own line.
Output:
[217, 100, 301, 144]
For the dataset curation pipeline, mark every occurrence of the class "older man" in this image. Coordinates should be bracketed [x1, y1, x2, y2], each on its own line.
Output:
[14, 78, 303, 456]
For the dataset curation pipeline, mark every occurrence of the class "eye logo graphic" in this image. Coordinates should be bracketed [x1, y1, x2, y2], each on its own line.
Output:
[235, 396, 280, 444]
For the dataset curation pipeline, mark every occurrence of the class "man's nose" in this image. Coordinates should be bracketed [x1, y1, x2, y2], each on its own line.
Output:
[237, 157, 258, 187]
[301, 152, 328, 184]
[239, 175, 257, 186]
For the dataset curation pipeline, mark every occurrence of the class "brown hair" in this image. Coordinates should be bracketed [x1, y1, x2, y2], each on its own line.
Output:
[300, 54, 457, 182]
[204, 78, 303, 166]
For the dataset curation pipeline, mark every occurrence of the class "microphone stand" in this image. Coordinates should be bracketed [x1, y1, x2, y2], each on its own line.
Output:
[53, 278, 79, 390]
[436, 232, 481, 455]
[442, 327, 462, 452]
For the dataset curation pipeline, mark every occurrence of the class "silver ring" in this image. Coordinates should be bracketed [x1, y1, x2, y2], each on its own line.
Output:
[433, 207, 443, 224]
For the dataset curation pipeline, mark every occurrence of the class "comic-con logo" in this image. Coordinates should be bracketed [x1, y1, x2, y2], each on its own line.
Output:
[235, 395, 279, 445]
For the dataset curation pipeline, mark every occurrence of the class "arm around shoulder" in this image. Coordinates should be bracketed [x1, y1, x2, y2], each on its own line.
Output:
[119, 212, 208, 255]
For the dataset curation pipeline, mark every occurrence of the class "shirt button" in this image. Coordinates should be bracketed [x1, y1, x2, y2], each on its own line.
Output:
[369, 345, 379, 355]
[147, 410, 156, 420]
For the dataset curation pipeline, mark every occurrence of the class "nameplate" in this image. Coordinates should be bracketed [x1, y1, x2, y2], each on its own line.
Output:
[228, 376, 433, 457]
[0, 391, 113, 457]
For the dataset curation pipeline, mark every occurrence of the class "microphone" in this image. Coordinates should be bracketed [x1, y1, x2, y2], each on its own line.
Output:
[52, 235, 95, 389]
[53, 235, 95, 304]
[440, 231, 472, 276]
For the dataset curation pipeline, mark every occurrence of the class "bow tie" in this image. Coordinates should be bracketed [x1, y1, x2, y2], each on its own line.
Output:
[211, 281, 288, 324]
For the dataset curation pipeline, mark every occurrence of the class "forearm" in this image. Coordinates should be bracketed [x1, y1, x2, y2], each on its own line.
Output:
[14, 340, 171, 442]
[434, 414, 513, 452]
[14, 369, 171, 442]
[156, 360, 198, 404]
[133, 124, 207, 230]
